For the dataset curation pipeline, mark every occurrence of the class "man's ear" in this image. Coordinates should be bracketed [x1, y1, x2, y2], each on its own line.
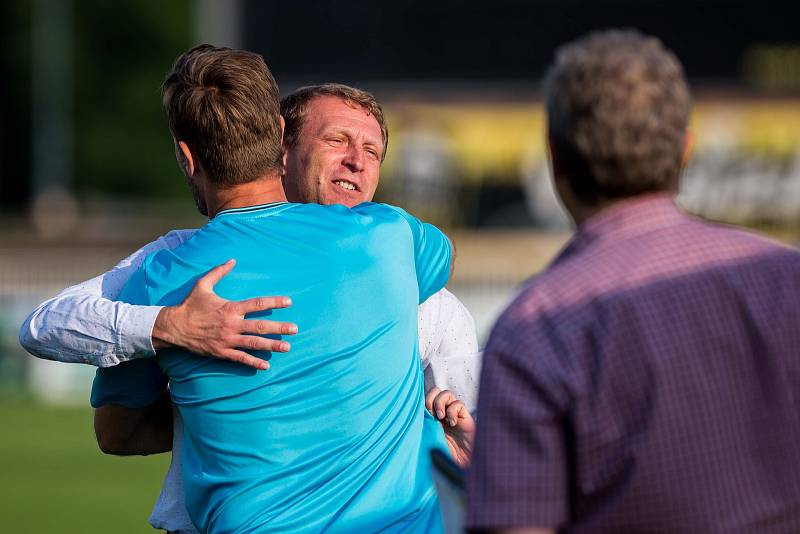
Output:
[279, 115, 285, 144]
[280, 150, 288, 176]
[177, 140, 195, 177]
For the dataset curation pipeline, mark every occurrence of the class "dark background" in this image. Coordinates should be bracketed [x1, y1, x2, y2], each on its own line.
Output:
[3, 0, 799, 211]
[246, 0, 799, 85]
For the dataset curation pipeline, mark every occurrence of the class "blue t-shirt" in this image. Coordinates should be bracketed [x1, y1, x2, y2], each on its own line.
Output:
[91, 202, 452, 533]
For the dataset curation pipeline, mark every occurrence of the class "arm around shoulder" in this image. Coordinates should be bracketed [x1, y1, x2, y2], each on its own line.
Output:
[18, 230, 194, 367]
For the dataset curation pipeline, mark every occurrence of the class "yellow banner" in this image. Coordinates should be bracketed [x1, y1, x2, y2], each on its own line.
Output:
[382, 98, 800, 184]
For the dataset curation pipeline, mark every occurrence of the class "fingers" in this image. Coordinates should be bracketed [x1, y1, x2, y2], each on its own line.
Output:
[427, 388, 460, 421]
[218, 348, 270, 371]
[425, 387, 441, 413]
[238, 319, 298, 336]
[445, 400, 467, 427]
[232, 296, 293, 315]
[433, 390, 456, 421]
[231, 335, 291, 353]
[214, 335, 290, 371]
[426, 389, 473, 428]
[196, 259, 236, 292]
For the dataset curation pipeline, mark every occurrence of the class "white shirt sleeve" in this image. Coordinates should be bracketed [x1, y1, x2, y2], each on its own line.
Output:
[418, 288, 482, 413]
[18, 229, 196, 367]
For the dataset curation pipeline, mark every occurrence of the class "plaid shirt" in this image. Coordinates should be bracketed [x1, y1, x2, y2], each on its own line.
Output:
[466, 194, 800, 533]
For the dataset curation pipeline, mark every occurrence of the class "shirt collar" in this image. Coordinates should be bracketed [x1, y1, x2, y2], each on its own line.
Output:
[214, 201, 288, 218]
[578, 193, 682, 241]
[555, 193, 685, 263]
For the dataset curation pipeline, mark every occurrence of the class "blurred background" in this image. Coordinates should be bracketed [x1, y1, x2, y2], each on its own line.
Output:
[1, 0, 799, 531]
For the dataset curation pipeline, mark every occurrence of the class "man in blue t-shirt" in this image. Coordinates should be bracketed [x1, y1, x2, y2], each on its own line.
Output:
[90, 45, 453, 533]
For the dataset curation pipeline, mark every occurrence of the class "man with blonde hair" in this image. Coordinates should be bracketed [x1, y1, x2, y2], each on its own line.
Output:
[21, 47, 478, 532]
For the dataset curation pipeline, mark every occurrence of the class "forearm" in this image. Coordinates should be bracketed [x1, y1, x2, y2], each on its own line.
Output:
[18, 231, 193, 367]
[150, 305, 186, 350]
[94, 390, 173, 456]
[20, 290, 162, 367]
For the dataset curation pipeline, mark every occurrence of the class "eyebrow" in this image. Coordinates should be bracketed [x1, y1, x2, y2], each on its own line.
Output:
[324, 126, 382, 154]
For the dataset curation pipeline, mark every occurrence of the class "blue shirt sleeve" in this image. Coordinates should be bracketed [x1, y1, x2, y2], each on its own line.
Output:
[90, 258, 168, 408]
[391, 206, 453, 304]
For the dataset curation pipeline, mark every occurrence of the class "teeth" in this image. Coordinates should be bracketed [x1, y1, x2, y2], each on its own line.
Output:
[334, 180, 356, 191]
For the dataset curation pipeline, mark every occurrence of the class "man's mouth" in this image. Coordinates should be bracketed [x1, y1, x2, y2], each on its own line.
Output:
[333, 179, 359, 192]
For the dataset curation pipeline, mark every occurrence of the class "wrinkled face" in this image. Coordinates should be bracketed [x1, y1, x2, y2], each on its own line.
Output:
[284, 96, 383, 207]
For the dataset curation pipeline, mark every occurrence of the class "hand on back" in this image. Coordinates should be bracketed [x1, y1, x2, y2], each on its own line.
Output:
[152, 259, 298, 370]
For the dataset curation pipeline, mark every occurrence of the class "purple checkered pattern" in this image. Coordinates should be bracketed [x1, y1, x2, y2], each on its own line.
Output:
[466, 194, 800, 533]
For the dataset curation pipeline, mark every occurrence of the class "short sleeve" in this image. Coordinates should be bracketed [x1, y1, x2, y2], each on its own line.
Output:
[464, 308, 571, 529]
[90, 259, 167, 408]
[117, 263, 151, 306]
[393, 207, 452, 303]
[90, 358, 168, 408]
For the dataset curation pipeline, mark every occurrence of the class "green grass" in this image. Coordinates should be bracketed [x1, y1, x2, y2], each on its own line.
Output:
[0, 399, 171, 533]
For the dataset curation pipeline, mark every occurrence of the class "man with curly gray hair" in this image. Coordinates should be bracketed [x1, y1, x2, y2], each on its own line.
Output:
[466, 29, 800, 533]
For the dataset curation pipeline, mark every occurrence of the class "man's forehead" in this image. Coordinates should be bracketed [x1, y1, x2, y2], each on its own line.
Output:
[306, 96, 381, 135]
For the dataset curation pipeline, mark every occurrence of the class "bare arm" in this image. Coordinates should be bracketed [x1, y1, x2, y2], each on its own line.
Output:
[94, 390, 173, 456]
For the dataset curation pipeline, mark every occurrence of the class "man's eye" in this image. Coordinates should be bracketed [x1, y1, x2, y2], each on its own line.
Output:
[365, 148, 379, 158]
[326, 137, 344, 145]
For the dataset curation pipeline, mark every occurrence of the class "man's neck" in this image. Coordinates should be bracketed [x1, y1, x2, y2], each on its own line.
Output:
[206, 174, 288, 218]
[569, 199, 615, 226]
[557, 178, 677, 227]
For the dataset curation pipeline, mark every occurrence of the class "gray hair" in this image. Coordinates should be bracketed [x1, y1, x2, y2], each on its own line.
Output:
[545, 29, 691, 203]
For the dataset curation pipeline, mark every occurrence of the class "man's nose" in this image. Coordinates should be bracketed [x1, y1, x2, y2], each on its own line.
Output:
[342, 145, 365, 172]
